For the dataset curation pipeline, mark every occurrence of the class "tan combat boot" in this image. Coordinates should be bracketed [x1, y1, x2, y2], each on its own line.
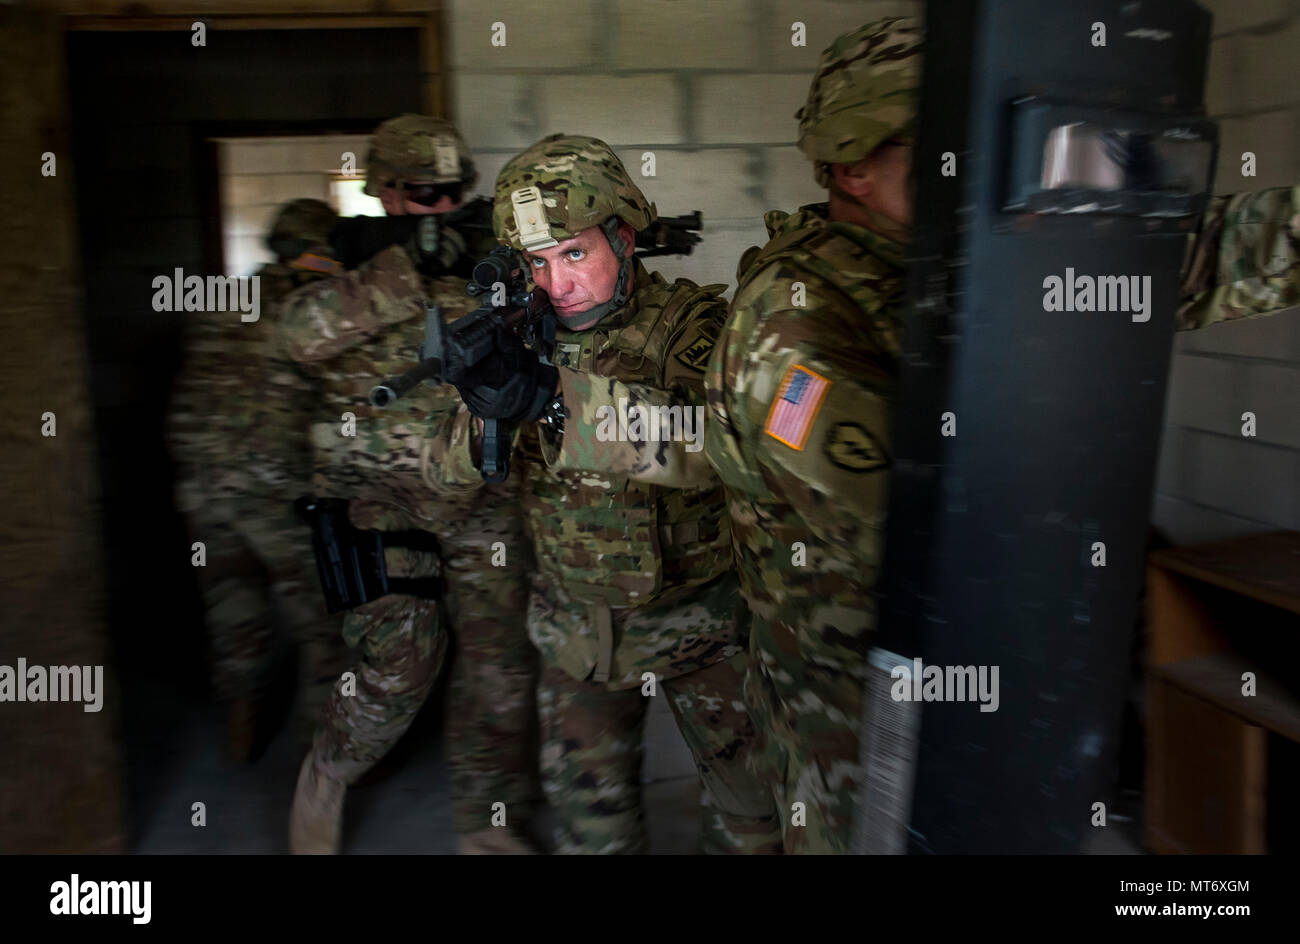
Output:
[457, 828, 538, 855]
[289, 752, 346, 854]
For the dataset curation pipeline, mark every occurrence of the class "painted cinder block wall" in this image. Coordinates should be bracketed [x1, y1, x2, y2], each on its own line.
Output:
[449, 0, 1299, 547]
[447, 0, 918, 300]
[1155, 0, 1300, 543]
[445, 0, 1299, 784]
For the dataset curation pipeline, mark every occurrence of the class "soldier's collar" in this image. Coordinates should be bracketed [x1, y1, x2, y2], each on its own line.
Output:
[835, 216, 907, 270]
[785, 201, 907, 270]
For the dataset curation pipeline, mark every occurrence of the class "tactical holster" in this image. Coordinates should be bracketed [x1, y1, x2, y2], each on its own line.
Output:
[295, 497, 443, 613]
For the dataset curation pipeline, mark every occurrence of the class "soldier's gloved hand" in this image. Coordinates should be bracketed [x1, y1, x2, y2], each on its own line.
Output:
[406, 217, 467, 278]
[456, 328, 558, 423]
[451, 323, 516, 390]
[329, 215, 419, 269]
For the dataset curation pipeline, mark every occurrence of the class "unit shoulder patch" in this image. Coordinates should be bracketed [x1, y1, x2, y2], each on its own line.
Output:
[823, 421, 889, 472]
[673, 316, 721, 372]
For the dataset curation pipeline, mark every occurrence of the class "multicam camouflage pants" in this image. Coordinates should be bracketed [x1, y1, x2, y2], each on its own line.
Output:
[745, 614, 865, 854]
[537, 635, 782, 855]
[310, 496, 539, 835]
[438, 496, 540, 833]
[189, 496, 346, 722]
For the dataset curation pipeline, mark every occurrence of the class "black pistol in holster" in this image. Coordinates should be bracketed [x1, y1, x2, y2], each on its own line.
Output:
[294, 496, 443, 614]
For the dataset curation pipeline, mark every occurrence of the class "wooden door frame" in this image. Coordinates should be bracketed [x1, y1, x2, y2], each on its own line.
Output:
[50, 1, 448, 117]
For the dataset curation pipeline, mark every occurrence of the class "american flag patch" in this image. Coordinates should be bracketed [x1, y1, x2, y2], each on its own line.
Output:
[764, 364, 830, 450]
[294, 252, 343, 276]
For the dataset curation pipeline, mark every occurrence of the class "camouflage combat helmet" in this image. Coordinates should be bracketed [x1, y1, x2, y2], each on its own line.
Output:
[266, 198, 337, 247]
[265, 198, 337, 260]
[796, 16, 923, 187]
[492, 133, 656, 252]
[364, 114, 476, 196]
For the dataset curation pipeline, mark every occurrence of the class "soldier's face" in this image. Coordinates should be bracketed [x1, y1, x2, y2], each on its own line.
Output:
[523, 223, 634, 329]
[831, 143, 914, 229]
[870, 143, 914, 226]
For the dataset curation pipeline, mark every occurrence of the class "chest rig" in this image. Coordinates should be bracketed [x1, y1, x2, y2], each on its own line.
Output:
[303, 273, 465, 519]
[525, 269, 732, 613]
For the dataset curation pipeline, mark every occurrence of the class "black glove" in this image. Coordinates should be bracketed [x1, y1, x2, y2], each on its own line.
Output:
[328, 215, 466, 276]
[405, 217, 467, 278]
[452, 324, 519, 389]
[329, 216, 418, 269]
[455, 328, 558, 423]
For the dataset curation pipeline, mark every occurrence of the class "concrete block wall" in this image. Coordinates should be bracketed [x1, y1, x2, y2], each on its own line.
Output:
[441, 1, 1300, 785]
[447, 0, 918, 299]
[445, 0, 1298, 549]
[1152, 0, 1300, 544]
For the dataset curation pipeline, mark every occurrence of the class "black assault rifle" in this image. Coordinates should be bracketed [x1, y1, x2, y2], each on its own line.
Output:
[369, 247, 552, 484]
[368, 211, 706, 483]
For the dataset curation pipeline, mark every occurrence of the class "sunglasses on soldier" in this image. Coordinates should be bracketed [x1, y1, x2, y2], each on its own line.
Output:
[400, 181, 464, 207]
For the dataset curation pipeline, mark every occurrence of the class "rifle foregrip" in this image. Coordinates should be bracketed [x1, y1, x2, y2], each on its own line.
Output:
[480, 418, 513, 484]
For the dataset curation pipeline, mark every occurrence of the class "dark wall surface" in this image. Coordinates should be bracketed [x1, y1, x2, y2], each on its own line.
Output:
[0, 7, 125, 854]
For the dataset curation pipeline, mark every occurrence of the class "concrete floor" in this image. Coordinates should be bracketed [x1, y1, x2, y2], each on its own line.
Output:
[125, 670, 708, 855]
[123, 672, 1143, 855]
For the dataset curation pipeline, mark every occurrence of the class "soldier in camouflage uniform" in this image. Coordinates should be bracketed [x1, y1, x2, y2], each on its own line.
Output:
[704, 16, 1300, 854]
[169, 198, 348, 762]
[423, 134, 782, 854]
[280, 116, 540, 855]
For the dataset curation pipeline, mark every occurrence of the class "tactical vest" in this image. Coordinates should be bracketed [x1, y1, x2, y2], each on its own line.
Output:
[300, 273, 467, 523]
[525, 268, 733, 612]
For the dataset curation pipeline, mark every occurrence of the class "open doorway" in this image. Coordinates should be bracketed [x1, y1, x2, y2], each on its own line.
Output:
[62, 21, 432, 848]
[214, 134, 381, 277]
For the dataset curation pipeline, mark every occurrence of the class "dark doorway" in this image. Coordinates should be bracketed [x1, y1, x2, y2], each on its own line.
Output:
[64, 26, 423, 846]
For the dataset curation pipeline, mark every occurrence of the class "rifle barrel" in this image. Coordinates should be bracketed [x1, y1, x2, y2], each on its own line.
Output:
[370, 357, 443, 407]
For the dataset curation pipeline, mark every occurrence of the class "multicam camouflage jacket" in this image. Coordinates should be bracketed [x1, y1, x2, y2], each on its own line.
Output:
[424, 260, 741, 685]
[169, 261, 329, 514]
[1177, 184, 1300, 330]
[276, 243, 484, 526]
[706, 183, 1300, 667]
[705, 205, 900, 670]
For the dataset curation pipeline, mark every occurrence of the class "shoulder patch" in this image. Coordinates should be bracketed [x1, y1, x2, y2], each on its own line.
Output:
[673, 316, 721, 372]
[292, 251, 344, 276]
[764, 364, 830, 450]
[824, 421, 889, 472]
